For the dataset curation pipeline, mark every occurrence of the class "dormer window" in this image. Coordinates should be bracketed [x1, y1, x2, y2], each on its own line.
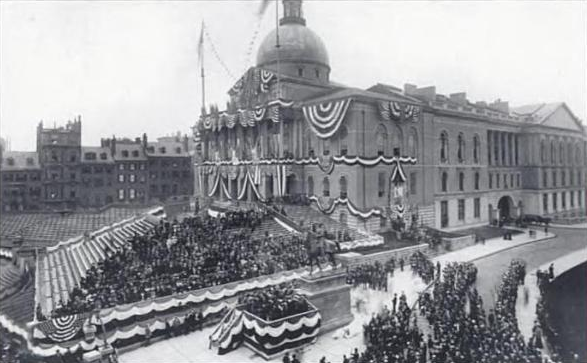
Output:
[160, 147, 166, 154]
[6, 158, 14, 166]
[122, 150, 129, 158]
[132, 150, 139, 157]
[84, 152, 96, 160]
[315, 69, 320, 79]
[176, 147, 181, 154]
[298, 67, 303, 77]
[26, 158, 34, 166]
[147, 146, 155, 153]
[100, 153, 107, 160]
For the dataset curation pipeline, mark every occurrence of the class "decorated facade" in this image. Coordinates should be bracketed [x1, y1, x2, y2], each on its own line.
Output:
[195, 0, 587, 232]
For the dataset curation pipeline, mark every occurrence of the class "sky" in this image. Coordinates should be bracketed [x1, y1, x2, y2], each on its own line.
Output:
[1, 0, 586, 151]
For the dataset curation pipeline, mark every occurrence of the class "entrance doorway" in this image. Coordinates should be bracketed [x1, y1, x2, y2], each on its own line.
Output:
[440, 201, 449, 228]
[497, 196, 514, 221]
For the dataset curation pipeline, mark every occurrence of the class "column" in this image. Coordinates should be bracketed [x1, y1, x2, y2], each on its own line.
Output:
[487, 131, 492, 166]
[514, 135, 519, 165]
[495, 132, 502, 165]
[504, 133, 510, 166]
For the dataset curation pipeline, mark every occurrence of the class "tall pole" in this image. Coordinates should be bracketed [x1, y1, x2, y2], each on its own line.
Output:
[275, 0, 281, 99]
[200, 21, 206, 111]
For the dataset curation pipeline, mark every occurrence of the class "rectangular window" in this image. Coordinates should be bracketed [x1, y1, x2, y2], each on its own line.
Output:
[129, 189, 136, 200]
[571, 191, 575, 207]
[543, 194, 548, 213]
[130, 163, 136, 171]
[410, 172, 417, 195]
[378, 172, 385, 198]
[543, 171, 548, 188]
[552, 171, 557, 187]
[474, 198, 480, 218]
[516, 174, 520, 188]
[503, 174, 508, 189]
[562, 171, 566, 186]
[441, 201, 449, 228]
[562, 191, 566, 209]
[496, 173, 500, 188]
[118, 189, 124, 200]
[458, 199, 465, 221]
[489, 173, 493, 189]
[510, 174, 513, 188]
[119, 164, 124, 170]
[129, 174, 136, 183]
[552, 192, 557, 211]
[118, 174, 124, 183]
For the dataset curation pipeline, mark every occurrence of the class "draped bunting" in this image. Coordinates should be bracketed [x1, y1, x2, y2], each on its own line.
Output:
[203, 155, 416, 168]
[200, 98, 294, 131]
[378, 101, 420, 122]
[217, 308, 321, 356]
[390, 158, 408, 183]
[303, 98, 353, 139]
[208, 169, 221, 197]
[259, 69, 275, 93]
[274, 165, 287, 197]
[29, 301, 232, 354]
[308, 195, 384, 219]
[35, 314, 86, 343]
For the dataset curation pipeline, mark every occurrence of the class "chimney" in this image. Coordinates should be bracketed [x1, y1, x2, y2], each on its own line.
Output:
[489, 99, 509, 113]
[111, 136, 116, 156]
[142, 133, 148, 149]
[183, 134, 189, 152]
[449, 92, 468, 105]
[404, 84, 417, 96]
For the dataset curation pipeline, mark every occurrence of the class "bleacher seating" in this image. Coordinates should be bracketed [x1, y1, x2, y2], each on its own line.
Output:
[283, 205, 367, 240]
[0, 260, 21, 292]
[38, 215, 160, 316]
[0, 273, 34, 326]
[0, 207, 154, 248]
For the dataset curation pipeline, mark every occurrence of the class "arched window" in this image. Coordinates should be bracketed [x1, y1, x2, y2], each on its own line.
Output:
[559, 142, 564, 164]
[407, 128, 418, 158]
[376, 124, 388, 156]
[338, 126, 349, 155]
[339, 176, 347, 198]
[459, 172, 465, 191]
[567, 142, 573, 164]
[441, 172, 448, 192]
[576, 144, 581, 164]
[322, 177, 330, 197]
[440, 132, 449, 163]
[457, 133, 465, 163]
[391, 126, 403, 156]
[474, 172, 480, 190]
[307, 176, 314, 196]
[540, 139, 546, 163]
[550, 140, 555, 164]
[473, 135, 480, 163]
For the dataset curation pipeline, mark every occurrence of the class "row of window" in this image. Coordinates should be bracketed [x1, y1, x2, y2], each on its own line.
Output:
[440, 198, 482, 227]
[118, 188, 145, 201]
[542, 190, 584, 213]
[440, 132, 481, 164]
[542, 169, 583, 188]
[488, 173, 521, 190]
[487, 131, 519, 166]
[306, 172, 419, 199]
[540, 138, 585, 166]
[440, 171, 482, 192]
[118, 174, 146, 183]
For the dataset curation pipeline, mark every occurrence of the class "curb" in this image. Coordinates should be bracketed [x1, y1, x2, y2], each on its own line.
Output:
[469, 235, 557, 263]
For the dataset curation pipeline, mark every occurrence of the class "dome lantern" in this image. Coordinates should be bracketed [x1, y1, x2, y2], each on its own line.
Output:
[281, 0, 305, 26]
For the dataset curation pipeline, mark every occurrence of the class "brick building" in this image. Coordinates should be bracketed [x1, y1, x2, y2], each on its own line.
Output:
[0, 121, 194, 212]
[195, 0, 587, 232]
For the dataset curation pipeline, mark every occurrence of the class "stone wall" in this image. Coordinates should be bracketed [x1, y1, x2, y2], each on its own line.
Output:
[336, 243, 429, 268]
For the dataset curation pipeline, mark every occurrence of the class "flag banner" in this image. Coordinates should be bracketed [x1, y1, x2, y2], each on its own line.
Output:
[378, 101, 420, 122]
[302, 98, 353, 139]
[35, 314, 87, 343]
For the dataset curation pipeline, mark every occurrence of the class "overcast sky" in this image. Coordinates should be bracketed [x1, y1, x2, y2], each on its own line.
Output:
[1, 0, 585, 151]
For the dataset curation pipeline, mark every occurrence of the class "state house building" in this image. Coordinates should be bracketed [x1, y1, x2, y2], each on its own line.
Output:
[196, 0, 587, 232]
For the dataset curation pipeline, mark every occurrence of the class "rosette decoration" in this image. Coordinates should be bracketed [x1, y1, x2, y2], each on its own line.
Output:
[378, 101, 420, 122]
[303, 98, 353, 139]
[308, 195, 384, 219]
[35, 314, 87, 343]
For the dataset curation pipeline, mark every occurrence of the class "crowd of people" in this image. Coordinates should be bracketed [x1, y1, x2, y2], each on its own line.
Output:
[416, 260, 549, 363]
[409, 251, 437, 285]
[346, 262, 388, 291]
[52, 210, 315, 316]
[239, 283, 311, 321]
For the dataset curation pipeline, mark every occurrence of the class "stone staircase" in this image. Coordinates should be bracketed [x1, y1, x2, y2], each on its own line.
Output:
[418, 205, 435, 228]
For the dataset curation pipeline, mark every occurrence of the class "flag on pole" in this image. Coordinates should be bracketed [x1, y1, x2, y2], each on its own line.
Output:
[257, 0, 272, 17]
[197, 21, 205, 67]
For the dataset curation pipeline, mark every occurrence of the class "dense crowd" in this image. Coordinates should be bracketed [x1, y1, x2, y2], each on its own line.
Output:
[240, 283, 311, 321]
[346, 262, 388, 291]
[409, 251, 436, 284]
[53, 210, 314, 316]
[416, 260, 548, 363]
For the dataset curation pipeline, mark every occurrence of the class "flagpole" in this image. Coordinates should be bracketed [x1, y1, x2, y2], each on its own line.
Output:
[201, 22, 207, 111]
[275, 0, 281, 99]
